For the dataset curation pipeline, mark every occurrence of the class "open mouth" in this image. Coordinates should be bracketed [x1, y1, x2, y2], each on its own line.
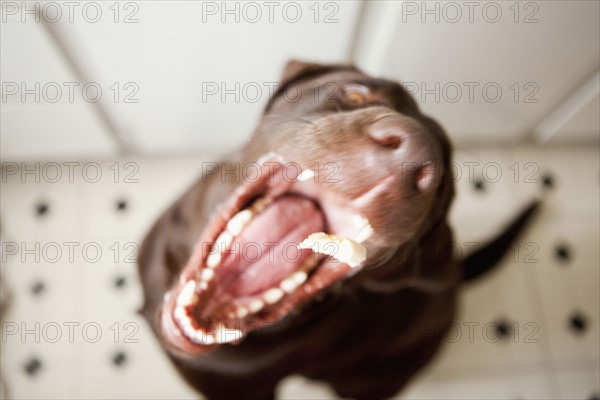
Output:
[161, 153, 372, 354]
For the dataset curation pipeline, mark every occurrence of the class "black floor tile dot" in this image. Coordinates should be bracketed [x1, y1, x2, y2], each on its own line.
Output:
[35, 202, 49, 217]
[31, 281, 45, 296]
[24, 358, 42, 376]
[569, 312, 588, 334]
[494, 320, 512, 339]
[555, 244, 572, 263]
[541, 173, 554, 189]
[116, 199, 128, 212]
[114, 276, 126, 289]
[473, 179, 485, 192]
[112, 351, 127, 367]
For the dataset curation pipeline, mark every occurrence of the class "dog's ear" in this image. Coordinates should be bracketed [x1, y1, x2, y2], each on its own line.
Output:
[280, 60, 326, 85]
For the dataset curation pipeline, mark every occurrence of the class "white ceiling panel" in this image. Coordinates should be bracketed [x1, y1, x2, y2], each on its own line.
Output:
[2, 1, 598, 162]
[378, 0, 600, 145]
[1, 7, 117, 161]
[49, 1, 363, 155]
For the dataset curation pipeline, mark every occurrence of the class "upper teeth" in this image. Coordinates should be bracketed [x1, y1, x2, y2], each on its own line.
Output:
[207, 231, 234, 268]
[177, 280, 198, 307]
[206, 253, 221, 269]
[206, 198, 273, 271]
[226, 209, 253, 236]
[200, 268, 215, 282]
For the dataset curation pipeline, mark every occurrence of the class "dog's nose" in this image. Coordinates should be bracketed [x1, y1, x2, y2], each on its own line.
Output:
[367, 115, 441, 192]
[367, 115, 406, 149]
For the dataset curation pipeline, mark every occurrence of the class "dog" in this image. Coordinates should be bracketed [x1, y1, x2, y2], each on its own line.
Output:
[138, 61, 539, 400]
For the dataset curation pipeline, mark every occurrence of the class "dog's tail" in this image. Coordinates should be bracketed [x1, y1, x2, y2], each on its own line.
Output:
[461, 200, 541, 282]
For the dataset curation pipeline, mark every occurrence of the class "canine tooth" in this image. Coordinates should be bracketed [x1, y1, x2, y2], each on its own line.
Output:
[280, 277, 298, 293]
[291, 271, 308, 285]
[198, 281, 208, 291]
[177, 281, 198, 307]
[226, 209, 253, 236]
[236, 307, 249, 319]
[298, 232, 367, 268]
[215, 324, 244, 344]
[263, 288, 284, 304]
[297, 169, 315, 182]
[200, 268, 215, 282]
[248, 299, 264, 313]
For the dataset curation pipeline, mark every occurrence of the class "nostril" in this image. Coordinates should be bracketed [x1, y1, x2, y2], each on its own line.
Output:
[415, 162, 438, 192]
[372, 131, 402, 149]
[368, 116, 405, 149]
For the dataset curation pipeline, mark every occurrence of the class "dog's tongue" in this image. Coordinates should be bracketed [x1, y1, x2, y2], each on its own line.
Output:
[216, 195, 325, 297]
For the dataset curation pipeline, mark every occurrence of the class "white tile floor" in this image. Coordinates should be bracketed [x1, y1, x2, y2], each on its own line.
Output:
[1, 146, 598, 399]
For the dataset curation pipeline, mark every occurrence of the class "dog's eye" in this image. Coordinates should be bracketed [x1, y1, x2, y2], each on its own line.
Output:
[343, 84, 370, 105]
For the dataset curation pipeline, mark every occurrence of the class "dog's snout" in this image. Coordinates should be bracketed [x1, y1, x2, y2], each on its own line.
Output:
[367, 115, 407, 149]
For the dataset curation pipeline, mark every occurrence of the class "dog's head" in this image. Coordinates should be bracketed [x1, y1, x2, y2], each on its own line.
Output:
[256, 60, 453, 239]
[159, 61, 454, 356]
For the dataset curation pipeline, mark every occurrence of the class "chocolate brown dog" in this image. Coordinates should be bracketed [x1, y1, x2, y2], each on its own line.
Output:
[138, 61, 538, 399]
